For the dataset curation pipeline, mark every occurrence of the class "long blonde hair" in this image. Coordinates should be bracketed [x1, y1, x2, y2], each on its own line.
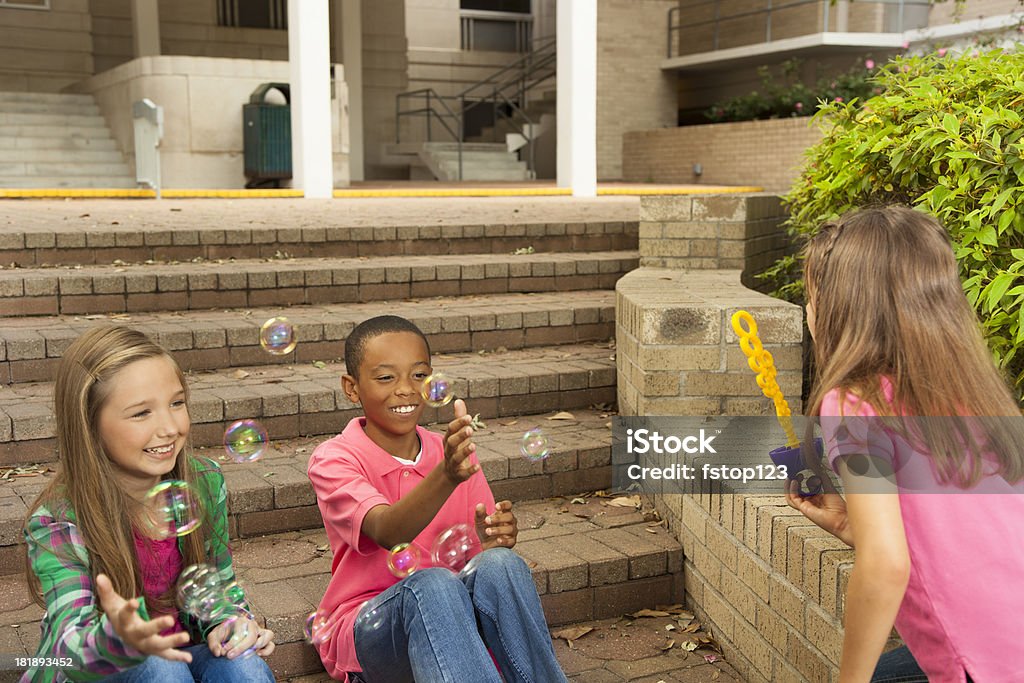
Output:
[26, 326, 209, 612]
[803, 205, 1024, 487]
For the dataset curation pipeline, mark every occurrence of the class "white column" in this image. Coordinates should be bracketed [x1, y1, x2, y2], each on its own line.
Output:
[131, 0, 161, 58]
[556, 0, 597, 197]
[339, 0, 365, 182]
[288, 0, 334, 198]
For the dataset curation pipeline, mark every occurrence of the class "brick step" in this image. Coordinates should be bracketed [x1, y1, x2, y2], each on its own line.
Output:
[0, 495, 682, 681]
[0, 291, 614, 384]
[0, 251, 638, 317]
[0, 342, 617, 466]
[0, 219, 637, 267]
[0, 407, 616, 573]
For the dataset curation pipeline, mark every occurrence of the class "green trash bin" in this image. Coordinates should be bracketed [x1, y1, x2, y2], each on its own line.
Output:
[243, 83, 291, 188]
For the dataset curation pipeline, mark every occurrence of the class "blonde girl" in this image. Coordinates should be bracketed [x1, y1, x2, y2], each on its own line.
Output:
[789, 206, 1024, 682]
[21, 326, 276, 682]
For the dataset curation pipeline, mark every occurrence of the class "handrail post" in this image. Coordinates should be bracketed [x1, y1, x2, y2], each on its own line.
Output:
[492, 88, 499, 143]
[823, 0, 830, 32]
[426, 90, 432, 142]
[395, 95, 401, 143]
[458, 95, 465, 181]
[766, 0, 772, 42]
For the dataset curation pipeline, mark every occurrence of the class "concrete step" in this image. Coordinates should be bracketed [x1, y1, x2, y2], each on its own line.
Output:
[0, 250, 638, 317]
[0, 290, 615, 383]
[0, 101, 101, 116]
[1, 219, 636, 268]
[0, 91, 95, 106]
[0, 175, 136, 189]
[0, 112, 107, 128]
[0, 495, 683, 680]
[0, 161, 131, 177]
[0, 124, 114, 139]
[0, 148, 125, 163]
[0, 406, 617, 563]
[0, 135, 118, 151]
[0, 342, 618, 466]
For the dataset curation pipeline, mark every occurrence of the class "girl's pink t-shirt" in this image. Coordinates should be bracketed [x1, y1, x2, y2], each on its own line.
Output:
[132, 532, 186, 637]
[307, 418, 496, 681]
[820, 385, 1024, 682]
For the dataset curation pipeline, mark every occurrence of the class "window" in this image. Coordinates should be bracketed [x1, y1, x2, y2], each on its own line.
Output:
[460, 0, 533, 52]
[217, 0, 287, 30]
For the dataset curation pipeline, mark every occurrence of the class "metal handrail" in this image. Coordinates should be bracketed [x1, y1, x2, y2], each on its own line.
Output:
[395, 37, 556, 180]
[666, 0, 932, 58]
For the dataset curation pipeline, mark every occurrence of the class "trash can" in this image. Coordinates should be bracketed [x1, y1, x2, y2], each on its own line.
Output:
[243, 83, 291, 188]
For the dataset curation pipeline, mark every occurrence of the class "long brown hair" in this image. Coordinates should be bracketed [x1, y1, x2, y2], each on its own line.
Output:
[803, 205, 1024, 487]
[26, 326, 209, 612]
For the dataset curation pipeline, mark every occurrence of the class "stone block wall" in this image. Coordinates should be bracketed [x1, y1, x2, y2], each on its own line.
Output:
[617, 194, 867, 681]
[0, 0, 94, 92]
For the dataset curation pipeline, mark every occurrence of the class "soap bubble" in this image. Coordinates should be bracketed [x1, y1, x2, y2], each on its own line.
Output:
[259, 317, 296, 355]
[355, 599, 386, 633]
[217, 607, 257, 660]
[304, 610, 335, 645]
[223, 419, 269, 463]
[386, 543, 422, 578]
[177, 564, 228, 619]
[431, 523, 480, 573]
[519, 427, 549, 462]
[143, 480, 201, 539]
[421, 372, 454, 408]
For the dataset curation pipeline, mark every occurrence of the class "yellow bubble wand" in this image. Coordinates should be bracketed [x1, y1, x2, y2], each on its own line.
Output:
[730, 310, 799, 447]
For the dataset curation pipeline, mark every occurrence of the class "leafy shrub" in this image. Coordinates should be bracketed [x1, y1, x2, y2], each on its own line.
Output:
[765, 48, 1024, 389]
[704, 58, 882, 123]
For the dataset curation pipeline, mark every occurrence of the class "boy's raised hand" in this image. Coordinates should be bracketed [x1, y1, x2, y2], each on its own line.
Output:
[95, 573, 193, 663]
[475, 501, 518, 550]
[442, 399, 481, 485]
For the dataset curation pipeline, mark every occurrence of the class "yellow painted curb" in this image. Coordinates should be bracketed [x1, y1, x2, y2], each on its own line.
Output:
[1, 186, 765, 199]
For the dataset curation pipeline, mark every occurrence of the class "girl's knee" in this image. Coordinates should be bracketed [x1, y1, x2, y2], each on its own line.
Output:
[232, 654, 276, 682]
[117, 656, 192, 683]
[475, 547, 527, 576]
[403, 566, 464, 593]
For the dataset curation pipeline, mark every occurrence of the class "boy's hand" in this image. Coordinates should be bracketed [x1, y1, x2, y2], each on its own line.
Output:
[442, 399, 480, 485]
[95, 574, 192, 663]
[475, 501, 518, 550]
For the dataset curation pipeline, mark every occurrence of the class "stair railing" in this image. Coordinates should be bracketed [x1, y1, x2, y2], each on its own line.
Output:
[395, 36, 556, 180]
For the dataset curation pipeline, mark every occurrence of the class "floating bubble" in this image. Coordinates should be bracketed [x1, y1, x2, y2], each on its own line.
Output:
[431, 523, 479, 573]
[143, 480, 201, 539]
[217, 607, 257, 660]
[354, 599, 386, 633]
[223, 419, 269, 463]
[420, 372, 454, 408]
[386, 543, 422, 578]
[519, 427, 549, 462]
[177, 564, 227, 619]
[304, 610, 335, 645]
[796, 470, 824, 496]
[259, 317, 297, 355]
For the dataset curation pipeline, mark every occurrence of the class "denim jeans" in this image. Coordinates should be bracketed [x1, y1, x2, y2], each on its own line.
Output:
[98, 643, 276, 682]
[872, 646, 930, 683]
[351, 547, 568, 683]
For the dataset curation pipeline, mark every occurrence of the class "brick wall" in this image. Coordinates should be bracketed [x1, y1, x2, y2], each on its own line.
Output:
[0, 0, 93, 92]
[616, 194, 870, 680]
[929, 0, 1022, 25]
[622, 117, 825, 193]
[596, 0, 679, 180]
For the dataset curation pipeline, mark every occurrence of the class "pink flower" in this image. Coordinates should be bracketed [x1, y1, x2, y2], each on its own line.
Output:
[834, 96, 844, 103]
[795, 102, 804, 111]
[938, 48, 947, 57]
[901, 40, 910, 49]
[865, 59, 875, 69]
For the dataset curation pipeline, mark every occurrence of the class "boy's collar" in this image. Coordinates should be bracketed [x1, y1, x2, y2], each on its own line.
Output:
[344, 418, 431, 474]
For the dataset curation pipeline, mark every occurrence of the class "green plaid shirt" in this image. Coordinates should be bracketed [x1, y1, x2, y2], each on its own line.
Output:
[21, 457, 247, 682]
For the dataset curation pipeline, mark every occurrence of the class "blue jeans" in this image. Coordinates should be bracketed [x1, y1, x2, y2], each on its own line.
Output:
[99, 643, 275, 682]
[351, 548, 568, 683]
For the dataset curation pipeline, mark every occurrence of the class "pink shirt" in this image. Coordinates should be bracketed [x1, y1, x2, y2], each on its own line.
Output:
[132, 532, 186, 637]
[821, 386, 1024, 682]
[307, 418, 496, 680]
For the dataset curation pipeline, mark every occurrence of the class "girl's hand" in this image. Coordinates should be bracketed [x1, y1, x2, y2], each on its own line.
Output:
[442, 399, 480, 485]
[475, 501, 518, 550]
[785, 481, 854, 547]
[207, 614, 273, 659]
[95, 574, 192, 663]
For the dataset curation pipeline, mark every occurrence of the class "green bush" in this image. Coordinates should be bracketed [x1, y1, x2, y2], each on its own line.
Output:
[704, 58, 883, 123]
[766, 48, 1024, 389]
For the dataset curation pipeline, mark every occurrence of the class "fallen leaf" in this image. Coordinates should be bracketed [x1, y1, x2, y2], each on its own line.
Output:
[665, 624, 676, 631]
[571, 497, 586, 505]
[547, 411, 576, 421]
[645, 528, 657, 533]
[232, 369, 251, 379]
[606, 495, 641, 508]
[683, 641, 699, 651]
[572, 513, 592, 520]
[551, 625, 593, 642]
[683, 623, 700, 633]
[316, 544, 330, 552]
[312, 361, 327, 369]
[498, 419, 519, 427]
[712, 671, 721, 680]
[704, 654, 719, 664]
[262, 472, 275, 477]
[629, 609, 671, 618]
[660, 641, 674, 651]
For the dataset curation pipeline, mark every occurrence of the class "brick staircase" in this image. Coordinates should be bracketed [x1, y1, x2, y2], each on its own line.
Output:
[0, 201, 686, 680]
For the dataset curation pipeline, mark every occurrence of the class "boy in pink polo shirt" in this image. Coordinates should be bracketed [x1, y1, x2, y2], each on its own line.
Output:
[307, 315, 568, 683]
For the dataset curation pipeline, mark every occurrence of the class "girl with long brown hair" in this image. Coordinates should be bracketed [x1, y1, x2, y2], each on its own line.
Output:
[788, 206, 1024, 682]
[21, 326, 276, 682]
